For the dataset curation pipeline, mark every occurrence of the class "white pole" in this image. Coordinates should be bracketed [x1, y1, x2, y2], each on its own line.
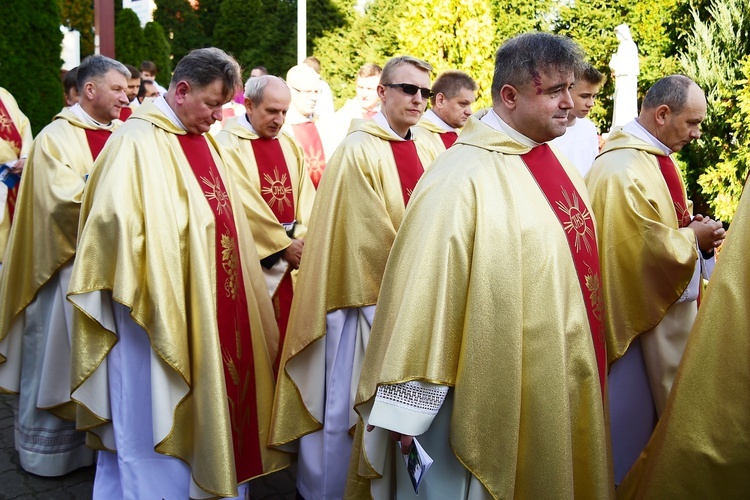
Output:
[297, 0, 306, 63]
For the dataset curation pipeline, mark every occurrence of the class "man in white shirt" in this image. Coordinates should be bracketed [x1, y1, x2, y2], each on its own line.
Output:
[550, 64, 603, 177]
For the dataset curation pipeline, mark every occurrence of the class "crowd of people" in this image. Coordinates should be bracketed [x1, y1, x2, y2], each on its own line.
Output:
[0, 30, 745, 499]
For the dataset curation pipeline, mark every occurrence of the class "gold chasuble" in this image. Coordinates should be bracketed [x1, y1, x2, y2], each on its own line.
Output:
[347, 111, 612, 499]
[617, 179, 750, 499]
[292, 121, 327, 188]
[269, 119, 439, 449]
[67, 101, 289, 497]
[215, 119, 315, 369]
[0, 87, 33, 263]
[586, 129, 697, 366]
[414, 117, 457, 152]
[0, 108, 113, 400]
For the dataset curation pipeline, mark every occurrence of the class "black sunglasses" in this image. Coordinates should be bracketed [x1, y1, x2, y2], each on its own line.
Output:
[383, 83, 433, 99]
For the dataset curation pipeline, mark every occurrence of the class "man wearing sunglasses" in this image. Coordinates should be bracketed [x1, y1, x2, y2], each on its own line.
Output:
[270, 55, 441, 500]
[346, 33, 613, 498]
[414, 70, 477, 151]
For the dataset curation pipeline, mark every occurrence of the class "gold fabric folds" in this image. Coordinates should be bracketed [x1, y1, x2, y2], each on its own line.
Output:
[348, 111, 612, 499]
[0, 108, 103, 378]
[67, 101, 289, 497]
[586, 129, 697, 365]
[269, 119, 439, 446]
[413, 117, 448, 153]
[0, 87, 33, 263]
[617, 179, 750, 499]
[214, 119, 315, 260]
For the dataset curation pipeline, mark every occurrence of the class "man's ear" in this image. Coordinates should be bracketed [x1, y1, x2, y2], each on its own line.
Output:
[174, 81, 191, 105]
[499, 84, 519, 110]
[654, 104, 670, 126]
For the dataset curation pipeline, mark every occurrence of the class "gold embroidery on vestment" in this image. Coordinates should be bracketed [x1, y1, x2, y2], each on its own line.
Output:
[261, 167, 293, 213]
[557, 188, 595, 254]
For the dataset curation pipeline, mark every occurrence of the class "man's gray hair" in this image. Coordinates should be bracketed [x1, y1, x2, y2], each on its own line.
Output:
[244, 75, 286, 102]
[170, 47, 243, 101]
[76, 55, 130, 91]
[641, 75, 696, 114]
[380, 56, 433, 85]
[491, 32, 586, 102]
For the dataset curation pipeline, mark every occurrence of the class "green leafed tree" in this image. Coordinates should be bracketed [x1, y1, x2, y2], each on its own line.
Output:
[154, 0, 209, 64]
[115, 8, 147, 66]
[0, 0, 63, 135]
[679, 0, 750, 222]
[59, 0, 95, 57]
[143, 21, 173, 82]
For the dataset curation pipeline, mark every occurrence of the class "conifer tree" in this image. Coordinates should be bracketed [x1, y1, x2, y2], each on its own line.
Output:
[144, 21, 173, 82]
[115, 8, 147, 66]
[0, 0, 63, 134]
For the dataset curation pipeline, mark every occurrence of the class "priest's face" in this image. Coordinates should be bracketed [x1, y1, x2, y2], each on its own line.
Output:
[506, 69, 574, 143]
[378, 63, 431, 137]
[176, 79, 227, 135]
[288, 75, 320, 117]
[435, 87, 476, 128]
[246, 79, 291, 138]
[656, 83, 706, 152]
[87, 69, 129, 123]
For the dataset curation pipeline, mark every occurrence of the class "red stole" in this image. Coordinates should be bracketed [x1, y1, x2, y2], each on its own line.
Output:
[292, 122, 326, 189]
[84, 129, 112, 161]
[521, 144, 606, 395]
[0, 98, 24, 224]
[389, 140, 424, 206]
[439, 131, 458, 149]
[119, 106, 132, 121]
[177, 133, 263, 481]
[250, 137, 296, 374]
[655, 155, 691, 228]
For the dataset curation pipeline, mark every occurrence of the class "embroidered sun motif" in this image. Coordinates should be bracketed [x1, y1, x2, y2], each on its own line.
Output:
[556, 188, 595, 254]
[674, 202, 691, 227]
[305, 146, 326, 181]
[201, 168, 231, 216]
[262, 167, 293, 213]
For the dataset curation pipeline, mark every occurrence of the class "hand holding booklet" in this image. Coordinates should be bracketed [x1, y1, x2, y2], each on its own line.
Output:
[399, 437, 434, 494]
[0, 162, 20, 189]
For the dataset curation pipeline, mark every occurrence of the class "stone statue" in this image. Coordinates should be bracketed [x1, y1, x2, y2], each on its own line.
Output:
[609, 24, 639, 128]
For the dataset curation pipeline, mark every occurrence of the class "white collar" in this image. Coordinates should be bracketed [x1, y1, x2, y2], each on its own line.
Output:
[480, 108, 540, 148]
[373, 110, 411, 140]
[154, 95, 187, 132]
[423, 109, 456, 132]
[70, 103, 114, 130]
[623, 119, 673, 155]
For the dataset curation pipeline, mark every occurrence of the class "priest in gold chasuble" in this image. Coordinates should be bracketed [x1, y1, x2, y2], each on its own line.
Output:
[0, 86, 33, 266]
[270, 56, 441, 500]
[346, 34, 612, 500]
[617, 176, 750, 499]
[66, 48, 289, 499]
[413, 70, 477, 153]
[586, 75, 725, 484]
[216, 75, 315, 374]
[0, 55, 130, 477]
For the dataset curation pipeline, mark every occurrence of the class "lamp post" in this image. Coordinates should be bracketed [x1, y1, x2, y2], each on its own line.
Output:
[297, 0, 306, 63]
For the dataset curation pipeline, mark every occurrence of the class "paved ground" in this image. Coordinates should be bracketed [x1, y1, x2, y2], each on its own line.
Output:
[0, 394, 297, 499]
